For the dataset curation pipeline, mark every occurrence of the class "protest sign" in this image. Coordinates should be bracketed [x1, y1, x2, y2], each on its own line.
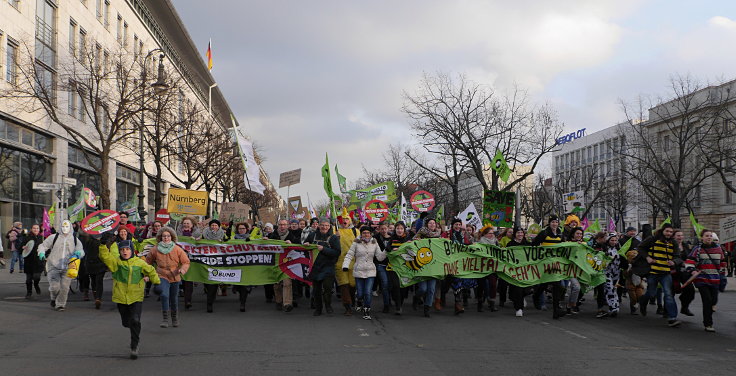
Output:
[167, 188, 208, 215]
[348, 182, 397, 205]
[458, 203, 482, 228]
[388, 239, 608, 288]
[364, 199, 389, 224]
[562, 191, 585, 214]
[279, 168, 302, 188]
[410, 190, 436, 212]
[221, 202, 251, 223]
[81, 210, 121, 235]
[482, 190, 514, 227]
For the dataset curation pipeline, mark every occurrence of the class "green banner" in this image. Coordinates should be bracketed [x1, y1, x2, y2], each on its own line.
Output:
[388, 239, 609, 288]
[348, 181, 397, 205]
[141, 237, 318, 286]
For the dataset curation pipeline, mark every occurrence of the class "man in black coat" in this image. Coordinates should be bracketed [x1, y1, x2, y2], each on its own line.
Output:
[304, 219, 341, 316]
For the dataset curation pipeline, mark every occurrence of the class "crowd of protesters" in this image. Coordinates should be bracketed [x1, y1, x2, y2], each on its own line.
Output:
[2, 210, 733, 359]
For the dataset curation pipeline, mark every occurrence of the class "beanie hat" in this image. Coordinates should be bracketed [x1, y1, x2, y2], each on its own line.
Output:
[209, 219, 221, 227]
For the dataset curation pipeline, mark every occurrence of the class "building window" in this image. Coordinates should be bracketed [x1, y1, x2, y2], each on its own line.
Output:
[116, 14, 122, 44]
[726, 182, 733, 204]
[6, 39, 17, 84]
[79, 28, 87, 60]
[102, 50, 109, 74]
[67, 82, 77, 117]
[0, 117, 53, 154]
[133, 35, 139, 59]
[96, 0, 103, 22]
[35, 0, 56, 67]
[0, 145, 53, 205]
[69, 19, 77, 56]
[103, 1, 110, 29]
[123, 22, 129, 48]
[68, 144, 101, 170]
[94, 43, 102, 72]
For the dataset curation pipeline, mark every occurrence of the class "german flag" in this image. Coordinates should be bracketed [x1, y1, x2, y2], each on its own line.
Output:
[206, 39, 213, 71]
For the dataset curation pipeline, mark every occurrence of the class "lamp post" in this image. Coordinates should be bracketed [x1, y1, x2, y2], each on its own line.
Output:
[137, 49, 169, 223]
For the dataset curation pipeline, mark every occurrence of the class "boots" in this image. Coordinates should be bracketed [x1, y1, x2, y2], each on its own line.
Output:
[160, 311, 169, 328]
[454, 302, 465, 315]
[433, 298, 442, 311]
[395, 304, 403, 316]
[362, 307, 372, 320]
[423, 305, 430, 318]
[26, 284, 32, 299]
[477, 302, 484, 312]
[83, 290, 90, 301]
[171, 311, 179, 327]
[34, 282, 41, 295]
[489, 300, 498, 312]
[95, 299, 102, 309]
[343, 303, 352, 316]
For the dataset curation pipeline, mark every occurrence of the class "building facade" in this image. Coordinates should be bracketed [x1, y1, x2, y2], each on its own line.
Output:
[0, 0, 259, 229]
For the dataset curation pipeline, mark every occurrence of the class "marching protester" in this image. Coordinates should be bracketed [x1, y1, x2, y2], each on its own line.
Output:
[342, 225, 387, 320]
[388, 221, 411, 315]
[78, 231, 107, 309]
[413, 218, 442, 317]
[507, 228, 531, 317]
[177, 216, 202, 239]
[634, 223, 681, 327]
[477, 225, 500, 312]
[6, 221, 25, 273]
[673, 229, 695, 316]
[146, 227, 190, 327]
[99, 236, 161, 359]
[566, 227, 585, 314]
[202, 219, 227, 311]
[304, 219, 341, 316]
[531, 215, 566, 319]
[233, 222, 251, 240]
[685, 229, 726, 332]
[595, 233, 622, 318]
[449, 218, 476, 315]
[336, 215, 359, 316]
[301, 218, 319, 244]
[268, 219, 296, 312]
[118, 212, 137, 235]
[21, 224, 44, 299]
[37, 220, 84, 311]
[374, 222, 393, 313]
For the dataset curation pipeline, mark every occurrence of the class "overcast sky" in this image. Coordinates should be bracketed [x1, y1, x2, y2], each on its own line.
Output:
[173, 0, 736, 204]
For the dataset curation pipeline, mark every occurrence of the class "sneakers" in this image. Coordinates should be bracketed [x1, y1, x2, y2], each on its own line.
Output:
[130, 347, 139, 360]
[704, 326, 715, 332]
[515, 309, 523, 317]
[680, 308, 694, 316]
[160, 311, 169, 328]
[595, 310, 609, 319]
[667, 319, 681, 327]
[171, 311, 179, 327]
[55, 306, 65, 312]
[362, 307, 372, 320]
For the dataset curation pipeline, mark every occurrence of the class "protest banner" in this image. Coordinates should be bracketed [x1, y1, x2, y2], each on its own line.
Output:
[167, 188, 208, 215]
[139, 237, 318, 286]
[221, 202, 251, 223]
[387, 238, 609, 288]
[279, 168, 302, 188]
[410, 190, 436, 212]
[348, 181, 397, 205]
[482, 190, 514, 227]
[457, 203, 482, 228]
[562, 191, 585, 214]
[364, 199, 389, 224]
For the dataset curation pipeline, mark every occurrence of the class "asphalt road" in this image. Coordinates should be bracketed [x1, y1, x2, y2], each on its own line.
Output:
[1, 269, 735, 376]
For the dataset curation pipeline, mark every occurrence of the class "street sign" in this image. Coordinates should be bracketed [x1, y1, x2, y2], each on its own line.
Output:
[719, 215, 736, 244]
[155, 208, 171, 225]
[32, 182, 62, 190]
[63, 177, 77, 186]
[279, 168, 302, 188]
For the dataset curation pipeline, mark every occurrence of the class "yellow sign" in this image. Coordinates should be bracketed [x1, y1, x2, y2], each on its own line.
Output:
[167, 188, 208, 215]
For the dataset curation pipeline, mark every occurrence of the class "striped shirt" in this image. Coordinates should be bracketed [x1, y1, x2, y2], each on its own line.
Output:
[685, 243, 726, 287]
[649, 239, 675, 274]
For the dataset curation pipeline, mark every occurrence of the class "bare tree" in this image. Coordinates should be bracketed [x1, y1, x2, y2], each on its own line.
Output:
[2, 38, 148, 209]
[402, 72, 563, 193]
[520, 176, 557, 225]
[618, 75, 728, 227]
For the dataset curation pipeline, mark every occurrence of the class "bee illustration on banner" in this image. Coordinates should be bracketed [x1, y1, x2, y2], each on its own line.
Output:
[401, 247, 433, 271]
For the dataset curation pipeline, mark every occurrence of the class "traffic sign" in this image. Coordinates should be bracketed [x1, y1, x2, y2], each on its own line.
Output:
[63, 177, 77, 186]
[32, 182, 62, 190]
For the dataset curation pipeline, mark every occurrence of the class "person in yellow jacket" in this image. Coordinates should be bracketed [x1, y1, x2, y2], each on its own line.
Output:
[99, 238, 161, 360]
[336, 216, 357, 315]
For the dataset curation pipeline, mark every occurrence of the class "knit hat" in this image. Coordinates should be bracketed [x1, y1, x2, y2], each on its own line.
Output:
[359, 226, 373, 233]
[118, 239, 133, 250]
[209, 219, 221, 227]
[625, 226, 637, 233]
[548, 215, 559, 224]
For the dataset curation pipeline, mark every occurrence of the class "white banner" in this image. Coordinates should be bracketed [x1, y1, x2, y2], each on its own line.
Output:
[233, 123, 266, 195]
[719, 215, 736, 244]
[207, 268, 242, 283]
[458, 203, 482, 228]
[562, 191, 585, 213]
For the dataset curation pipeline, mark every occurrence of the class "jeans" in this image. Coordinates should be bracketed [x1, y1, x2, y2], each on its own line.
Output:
[10, 250, 23, 271]
[117, 302, 142, 349]
[355, 277, 375, 308]
[376, 265, 391, 307]
[697, 284, 718, 327]
[416, 279, 437, 307]
[159, 279, 180, 312]
[641, 273, 677, 320]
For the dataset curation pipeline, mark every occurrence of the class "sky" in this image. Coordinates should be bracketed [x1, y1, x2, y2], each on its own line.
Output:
[172, 0, 736, 205]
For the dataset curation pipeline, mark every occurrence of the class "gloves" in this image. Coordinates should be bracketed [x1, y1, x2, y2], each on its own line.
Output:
[342, 267, 348, 272]
[39, 252, 46, 261]
[153, 284, 163, 295]
[72, 250, 83, 259]
[100, 231, 114, 246]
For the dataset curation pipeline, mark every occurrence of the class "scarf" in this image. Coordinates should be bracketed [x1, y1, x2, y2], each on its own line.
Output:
[202, 227, 225, 241]
[158, 241, 175, 254]
[360, 236, 373, 243]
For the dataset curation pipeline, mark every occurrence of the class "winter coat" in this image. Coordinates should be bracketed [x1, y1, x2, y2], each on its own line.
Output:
[685, 242, 726, 287]
[22, 233, 45, 274]
[99, 244, 160, 305]
[633, 235, 680, 276]
[335, 228, 358, 286]
[145, 244, 190, 283]
[305, 230, 341, 281]
[531, 227, 565, 246]
[176, 225, 202, 240]
[342, 238, 386, 278]
[37, 233, 84, 271]
[81, 235, 108, 275]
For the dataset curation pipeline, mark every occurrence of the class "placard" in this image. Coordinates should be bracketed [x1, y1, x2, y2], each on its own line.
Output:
[167, 188, 208, 215]
[279, 168, 302, 188]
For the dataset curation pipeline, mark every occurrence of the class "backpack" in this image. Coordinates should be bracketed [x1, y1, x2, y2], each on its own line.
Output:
[47, 233, 79, 257]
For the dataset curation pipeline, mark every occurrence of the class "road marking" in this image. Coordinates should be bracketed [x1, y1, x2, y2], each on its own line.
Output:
[357, 328, 369, 337]
[541, 321, 588, 339]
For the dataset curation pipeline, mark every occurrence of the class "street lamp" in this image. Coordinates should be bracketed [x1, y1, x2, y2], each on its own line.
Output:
[137, 50, 169, 223]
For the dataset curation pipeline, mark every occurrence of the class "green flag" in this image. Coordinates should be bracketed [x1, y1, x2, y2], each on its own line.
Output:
[491, 150, 512, 183]
[335, 164, 348, 194]
[321, 154, 338, 220]
[48, 202, 56, 225]
[659, 216, 671, 230]
[69, 189, 86, 223]
[617, 237, 633, 257]
[689, 211, 706, 239]
[435, 204, 445, 223]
